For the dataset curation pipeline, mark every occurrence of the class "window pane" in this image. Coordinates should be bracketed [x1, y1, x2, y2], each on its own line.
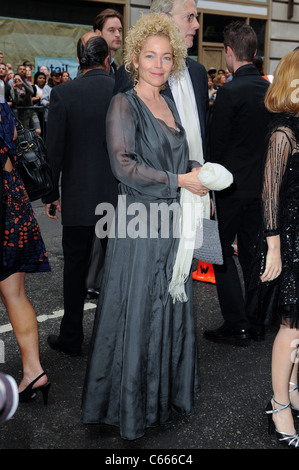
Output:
[250, 18, 266, 57]
[203, 14, 241, 43]
[189, 28, 199, 59]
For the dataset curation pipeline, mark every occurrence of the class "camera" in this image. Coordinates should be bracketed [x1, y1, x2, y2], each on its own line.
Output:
[49, 204, 56, 216]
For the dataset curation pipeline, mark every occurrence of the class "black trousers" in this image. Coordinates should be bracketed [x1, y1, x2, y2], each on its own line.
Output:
[213, 196, 262, 329]
[59, 225, 95, 352]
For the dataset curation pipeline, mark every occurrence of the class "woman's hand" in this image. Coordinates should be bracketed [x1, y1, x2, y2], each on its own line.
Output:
[178, 168, 209, 196]
[260, 235, 282, 283]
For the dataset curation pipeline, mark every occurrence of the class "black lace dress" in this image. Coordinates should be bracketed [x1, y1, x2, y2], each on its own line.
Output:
[247, 114, 299, 328]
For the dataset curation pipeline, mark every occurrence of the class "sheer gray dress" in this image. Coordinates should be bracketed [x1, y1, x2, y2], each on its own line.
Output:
[82, 89, 199, 440]
[246, 115, 299, 328]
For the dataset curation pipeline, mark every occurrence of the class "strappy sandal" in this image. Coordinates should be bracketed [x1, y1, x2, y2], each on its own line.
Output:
[266, 397, 299, 448]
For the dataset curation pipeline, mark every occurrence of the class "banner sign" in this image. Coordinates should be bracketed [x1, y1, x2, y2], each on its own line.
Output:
[35, 57, 79, 79]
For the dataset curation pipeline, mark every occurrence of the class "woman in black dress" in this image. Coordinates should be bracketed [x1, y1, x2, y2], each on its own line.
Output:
[0, 99, 51, 404]
[250, 50, 299, 447]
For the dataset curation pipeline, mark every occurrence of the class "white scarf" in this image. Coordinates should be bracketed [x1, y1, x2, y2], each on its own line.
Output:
[168, 70, 210, 302]
[169, 162, 233, 303]
[168, 70, 233, 302]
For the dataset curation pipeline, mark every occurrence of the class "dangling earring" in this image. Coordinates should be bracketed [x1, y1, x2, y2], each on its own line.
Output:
[134, 67, 139, 87]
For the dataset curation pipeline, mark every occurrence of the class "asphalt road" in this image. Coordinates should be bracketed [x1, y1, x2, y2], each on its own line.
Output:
[0, 198, 289, 454]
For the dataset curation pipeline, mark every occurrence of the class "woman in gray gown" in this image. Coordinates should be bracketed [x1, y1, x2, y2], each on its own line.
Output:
[82, 13, 208, 440]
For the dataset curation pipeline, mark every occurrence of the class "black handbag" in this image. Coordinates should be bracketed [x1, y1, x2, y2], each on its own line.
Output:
[193, 192, 223, 265]
[14, 119, 53, 201]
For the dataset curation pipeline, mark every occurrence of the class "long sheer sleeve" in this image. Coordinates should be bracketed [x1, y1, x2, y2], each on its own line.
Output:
[106, 93, 179, 199]
[262, 127, 293, 235]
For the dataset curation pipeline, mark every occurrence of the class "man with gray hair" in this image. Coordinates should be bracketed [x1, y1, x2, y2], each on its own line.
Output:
[114, 0, 209, 163]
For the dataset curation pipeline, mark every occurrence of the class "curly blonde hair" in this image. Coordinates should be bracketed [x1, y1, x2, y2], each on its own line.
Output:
[124, 13, 187, 86]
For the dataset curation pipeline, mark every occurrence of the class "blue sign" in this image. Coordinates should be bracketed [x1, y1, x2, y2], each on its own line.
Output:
[35, 57, 79, 79]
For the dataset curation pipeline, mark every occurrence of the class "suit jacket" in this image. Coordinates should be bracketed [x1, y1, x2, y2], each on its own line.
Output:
[209, 64, 271, 198]
[114, 57, 209, 158]
[44, 68, 118, 226]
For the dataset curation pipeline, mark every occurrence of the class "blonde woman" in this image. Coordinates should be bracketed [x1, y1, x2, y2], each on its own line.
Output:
[213, 72, 226, 90]
[82, 13, 207, 440]
[248, 50, 299, 447]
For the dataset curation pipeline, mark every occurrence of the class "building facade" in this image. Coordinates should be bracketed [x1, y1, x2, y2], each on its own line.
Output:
[127, 0, 299, 74]
[0, 0, 298, 75]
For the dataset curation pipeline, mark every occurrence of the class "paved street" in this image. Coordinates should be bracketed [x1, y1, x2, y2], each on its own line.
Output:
[0, 199, 287, 452]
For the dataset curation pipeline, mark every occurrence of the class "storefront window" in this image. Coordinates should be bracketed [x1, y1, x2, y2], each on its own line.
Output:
[203, 14, 241, 43]
[189, 28, 199, 59]
[250, 18, 266, 57]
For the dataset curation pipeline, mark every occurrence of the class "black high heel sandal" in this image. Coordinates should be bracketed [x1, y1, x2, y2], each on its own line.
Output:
[266, 398, 299, 448]
[19, 372, 51, 405]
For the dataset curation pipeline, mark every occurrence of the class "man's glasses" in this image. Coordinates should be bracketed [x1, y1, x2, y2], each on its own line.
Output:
[182, 13, 199, 23]
[168, 11, 199, 23]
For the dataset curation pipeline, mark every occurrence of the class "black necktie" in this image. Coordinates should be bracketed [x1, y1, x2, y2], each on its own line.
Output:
[110, 62, 117, 76]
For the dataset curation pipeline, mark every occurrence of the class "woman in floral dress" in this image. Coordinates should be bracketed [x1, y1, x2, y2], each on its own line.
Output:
[0, 99, 50, 404]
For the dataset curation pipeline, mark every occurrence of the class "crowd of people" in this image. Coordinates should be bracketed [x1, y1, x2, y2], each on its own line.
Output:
[0, 55, 70, 137]
[0, 0, 299, 449]
[207, 66, 231, 107]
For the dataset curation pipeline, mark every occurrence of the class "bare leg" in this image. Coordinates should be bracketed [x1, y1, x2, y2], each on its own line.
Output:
[271, 324, 299, 434]
[289, 350, 299, 408]
[0, 272, 48, 392]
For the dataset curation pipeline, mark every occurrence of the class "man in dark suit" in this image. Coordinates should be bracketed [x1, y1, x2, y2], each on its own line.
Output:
[204, 21, 271, 342]
[76, 10, 123, 80]
[44, 36, 118, 356]
[114, 0, 209, 160]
